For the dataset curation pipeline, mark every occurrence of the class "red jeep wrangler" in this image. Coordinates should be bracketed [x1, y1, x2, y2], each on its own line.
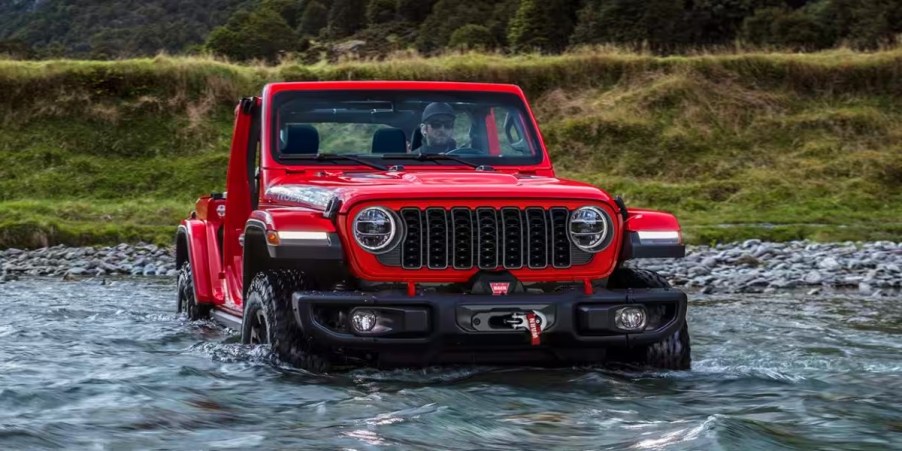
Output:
[176, 81, 690, 371]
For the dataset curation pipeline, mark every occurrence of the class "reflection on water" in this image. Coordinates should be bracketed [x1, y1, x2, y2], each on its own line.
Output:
[0, 278, 899, 449]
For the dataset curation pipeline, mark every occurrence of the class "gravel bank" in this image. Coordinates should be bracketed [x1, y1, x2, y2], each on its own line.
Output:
[632, 240, 901, 295]
[0, 243, 176, 281]
[2, 240, 900, 295]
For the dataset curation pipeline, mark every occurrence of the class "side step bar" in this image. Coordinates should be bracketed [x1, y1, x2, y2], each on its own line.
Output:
[211, 309, 242, 331]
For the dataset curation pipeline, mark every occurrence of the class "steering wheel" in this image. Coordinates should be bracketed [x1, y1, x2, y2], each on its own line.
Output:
[443, 147, 482, 155]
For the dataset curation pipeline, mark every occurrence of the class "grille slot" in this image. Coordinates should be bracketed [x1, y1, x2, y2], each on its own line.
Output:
[425, 208, 449, 269]
[501, 208, 524, 269]
[394, 207, 585, 270]
[526, 208, 548, 268]
[451, 208, 474, 269]
[476, 208, 499, 269]
[549, 208, 571, 268]
[400, 208, 423, 269]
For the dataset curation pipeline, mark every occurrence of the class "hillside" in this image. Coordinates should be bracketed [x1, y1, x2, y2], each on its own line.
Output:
[0, 0, 252, 58]
[1, 0, 899, 61]
[0, 48, 900, 247]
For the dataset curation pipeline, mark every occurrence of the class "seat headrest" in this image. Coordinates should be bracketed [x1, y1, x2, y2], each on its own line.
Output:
[281, 124, 319, 155]
[371, 128, 407, 154]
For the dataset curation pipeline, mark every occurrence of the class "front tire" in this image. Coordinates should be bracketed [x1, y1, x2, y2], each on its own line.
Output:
[177, 263, 210, 320]
[241, 270, 330, 373]
[607, 267, 691, 370]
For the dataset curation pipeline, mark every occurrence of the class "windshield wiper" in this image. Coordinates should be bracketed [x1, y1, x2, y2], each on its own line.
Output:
[381, 153, 493, 170]
[280, 153, 387, 171]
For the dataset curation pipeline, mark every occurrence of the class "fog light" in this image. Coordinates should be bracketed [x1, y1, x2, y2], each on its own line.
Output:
[615, 306, 647, 331]
[351, 309, 377, 332]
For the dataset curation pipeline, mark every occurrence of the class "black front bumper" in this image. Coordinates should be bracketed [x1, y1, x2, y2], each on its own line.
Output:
[291, 287, 687, 366]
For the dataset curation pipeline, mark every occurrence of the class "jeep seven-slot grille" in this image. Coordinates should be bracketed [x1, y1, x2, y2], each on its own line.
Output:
[396, 207, 575, 270]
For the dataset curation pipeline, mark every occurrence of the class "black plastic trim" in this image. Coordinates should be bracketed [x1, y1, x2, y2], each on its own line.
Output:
[621, 231, 686, 259]
[290, 287, 687, 364]
[266, 232, 344, 261]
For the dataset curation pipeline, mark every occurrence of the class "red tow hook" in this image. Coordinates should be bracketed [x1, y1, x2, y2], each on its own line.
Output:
[583, 279, 593, 295]
[525, 311, 542, 346]
[407, 282, 416, 297]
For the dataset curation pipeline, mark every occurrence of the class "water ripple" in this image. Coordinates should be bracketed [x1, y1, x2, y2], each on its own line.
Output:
[0, 277, 900, 449]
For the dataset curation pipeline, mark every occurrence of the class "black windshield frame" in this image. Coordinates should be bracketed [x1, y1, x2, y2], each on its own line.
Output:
[270, 90, 545, 167]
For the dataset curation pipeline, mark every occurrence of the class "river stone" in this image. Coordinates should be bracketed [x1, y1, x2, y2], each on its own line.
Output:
[770, 279, 797, 289]
[143, 265, 157, 276]
[701, 257, 718, 267]
[688, 266, 710, 276]
[858, 282, 873, 294]
[735, 254, 761, 267]
[742, 239, 762, 248]
[752, 244, 773, 257]
[819, 257, 841, 271]
[803, 270, 823, 284]
[67, 268, 87, 276]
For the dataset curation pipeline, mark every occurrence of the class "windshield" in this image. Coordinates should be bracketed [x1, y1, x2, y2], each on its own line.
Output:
[271, 90, 543, 166]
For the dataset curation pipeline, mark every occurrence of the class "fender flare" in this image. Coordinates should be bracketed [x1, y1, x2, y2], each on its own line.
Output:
[176, 221, 216, 303]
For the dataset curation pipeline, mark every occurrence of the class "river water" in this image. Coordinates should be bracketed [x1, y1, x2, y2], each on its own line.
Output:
[0, 277, 899, 449]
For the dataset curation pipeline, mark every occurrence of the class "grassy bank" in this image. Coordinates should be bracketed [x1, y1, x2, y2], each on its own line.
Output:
[1, 49, 900, 248]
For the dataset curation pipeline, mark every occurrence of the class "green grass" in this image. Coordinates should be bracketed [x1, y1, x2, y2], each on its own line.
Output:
[0, 49, 900, 248]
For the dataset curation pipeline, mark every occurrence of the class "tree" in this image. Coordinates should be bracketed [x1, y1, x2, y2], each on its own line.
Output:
[571, 0, 646, 46]
[397, 0, 437, 23]
[772, 7, 831, 49]
[325, 0, 367, 38]
[414, 0, 495, 52]
[298, 0, 329, 37]
[449, 24, 495, 50]
[0, 39, 34, 59]
[262, 0, 305, 29]
[205, 7, 298, 62]
[827, 0, 902, 49]
[507, 0, 578, 53]
[642, 0, 688, 52]
[367, 0, 398, 25]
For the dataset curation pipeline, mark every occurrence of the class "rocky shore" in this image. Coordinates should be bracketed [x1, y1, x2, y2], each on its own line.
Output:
[1, 240, 900, 295]
[631, 240, 901, 296]
[0, 243, 177, 281]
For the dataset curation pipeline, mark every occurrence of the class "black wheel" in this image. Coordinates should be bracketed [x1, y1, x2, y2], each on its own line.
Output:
[607, 267, 691, 370]
[241, 269, 330, 373]
[177, 263, 211, 320]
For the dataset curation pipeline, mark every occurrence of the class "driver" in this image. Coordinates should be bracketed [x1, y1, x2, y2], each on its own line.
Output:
[413, 102, 457, 154]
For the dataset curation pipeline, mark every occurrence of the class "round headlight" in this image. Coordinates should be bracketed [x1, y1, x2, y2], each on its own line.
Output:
[353, 206, 399, 253]
[568, 206, 611, 253]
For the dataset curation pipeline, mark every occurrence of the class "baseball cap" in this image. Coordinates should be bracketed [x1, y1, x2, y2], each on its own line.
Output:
[421, 102, 455, 123]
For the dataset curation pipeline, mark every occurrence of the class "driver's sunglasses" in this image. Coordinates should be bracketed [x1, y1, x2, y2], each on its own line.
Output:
[427, 120, 454, 130]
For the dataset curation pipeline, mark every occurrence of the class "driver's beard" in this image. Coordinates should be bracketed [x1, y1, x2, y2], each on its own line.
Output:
[427, 135, 450, 146]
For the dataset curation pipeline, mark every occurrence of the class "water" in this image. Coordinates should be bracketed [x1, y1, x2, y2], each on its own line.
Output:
[0, 278, 899, 449]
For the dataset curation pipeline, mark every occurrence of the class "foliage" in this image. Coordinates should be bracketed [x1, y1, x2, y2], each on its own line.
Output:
[298, 1, 329, 38]
[205, 7, 297, 62]
[367, 0, 399, 25]
[325, 0, 368, 39]
[397, 0, 438, 23]
[414, 0, 498, 52]
[507, 0, 579, 53]
[2, 0, 899, 61]
[449, 25, 495, 51]
[0, 0, 252, 59]
[0, 48, 900, 246]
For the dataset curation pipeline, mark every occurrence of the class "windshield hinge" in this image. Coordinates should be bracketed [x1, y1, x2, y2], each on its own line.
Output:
[475, 165, 495, 172]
